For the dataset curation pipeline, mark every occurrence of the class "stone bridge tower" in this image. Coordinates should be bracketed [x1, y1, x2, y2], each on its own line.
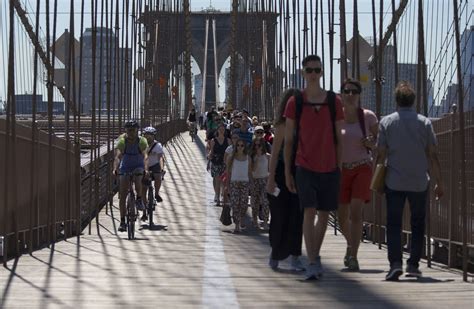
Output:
[140, 6, 277, 120]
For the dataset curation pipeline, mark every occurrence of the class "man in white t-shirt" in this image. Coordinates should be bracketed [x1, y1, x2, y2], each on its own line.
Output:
[142, 127, 165, 213]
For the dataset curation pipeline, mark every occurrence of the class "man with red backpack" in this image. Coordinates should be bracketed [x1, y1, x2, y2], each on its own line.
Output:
[284, 55, 344, 280]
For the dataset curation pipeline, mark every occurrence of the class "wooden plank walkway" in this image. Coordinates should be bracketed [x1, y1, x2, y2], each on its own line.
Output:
[1, 131, 473, 309]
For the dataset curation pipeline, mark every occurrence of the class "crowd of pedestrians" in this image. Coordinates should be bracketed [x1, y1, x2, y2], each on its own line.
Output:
[112, 53, 444, 282]
[198, 54, 444, 282]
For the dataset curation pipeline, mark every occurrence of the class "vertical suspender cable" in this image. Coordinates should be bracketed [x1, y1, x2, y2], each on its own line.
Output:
[52, 0, 59, 243]
[119, 1, 125, 124]
[213, 18, 219, 106]
[277, 0, 283, 97]
[229, 0, 238, 110]
[70, 0, 79, 236]
[72, 0, 80, 236]
[370, 0, 379, 246]
[28, 0, 41, 253]
[183, 0, 192, 115]
[303, 0, 308, 57]
[319, 0, 325, 88]
[46, 0, 57, 244]
[327, 0, 334, 91]
[314, 0, 318, 57]
[132, 0, 137, 121]
[418, 0, 431, 268]
[88, 0, 96, 235]
[452, 0, 468, 283]
[339, 0, 347, 82]
[391, 0, 399, 85]
[124, 0, 131, 119]
[201, 18, 209, 114]
[352, 0, 360, 79]
[4, 0, 16, 262]
[309, 0, 314, 55]
[64, 0, 74, 238]
[296, 0, 302, 88]
[291, 0, 297, 88]
[377, 0, 384, 250]
[114, 0, 121, 128]
[284, 0, 289, 88]
[77, 0, 85, 234]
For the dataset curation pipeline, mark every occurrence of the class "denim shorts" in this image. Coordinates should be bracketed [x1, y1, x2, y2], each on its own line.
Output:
[149, 163, 162, 174]
[295, 166, 341, 211]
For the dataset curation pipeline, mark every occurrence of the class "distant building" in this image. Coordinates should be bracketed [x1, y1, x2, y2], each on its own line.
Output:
[347, 37, 432, 116]
[15, 94, 64, 115]
[440, 83, 460, 113]
[79, 28, 132, 115]
[53, 28, 132, 115]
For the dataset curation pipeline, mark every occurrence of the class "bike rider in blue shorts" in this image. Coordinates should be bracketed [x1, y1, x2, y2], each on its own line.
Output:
[113, 120, 149, 232]
[141, 126, 165, 221]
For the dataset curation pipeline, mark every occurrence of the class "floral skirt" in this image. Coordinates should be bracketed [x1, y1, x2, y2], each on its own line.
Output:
[211, 162, 226, 178]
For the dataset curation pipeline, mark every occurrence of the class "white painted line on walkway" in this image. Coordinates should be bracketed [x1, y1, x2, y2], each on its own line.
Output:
[202, 168, 239, 309]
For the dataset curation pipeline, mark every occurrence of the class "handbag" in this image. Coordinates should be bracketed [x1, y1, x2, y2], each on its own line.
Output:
[220, 171, 228, 183]
[220, 204, 232, 226]
[370, 164, 386, 194]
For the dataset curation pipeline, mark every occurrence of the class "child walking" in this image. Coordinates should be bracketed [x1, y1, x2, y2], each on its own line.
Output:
[250, 137, 270, 230]
[226, 138, 251, 233]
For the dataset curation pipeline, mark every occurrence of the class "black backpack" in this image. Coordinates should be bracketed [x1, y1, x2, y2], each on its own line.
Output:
[291, 90, 337, 175]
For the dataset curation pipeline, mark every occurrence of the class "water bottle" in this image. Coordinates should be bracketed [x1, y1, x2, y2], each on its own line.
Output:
[0, 236, 4, 257]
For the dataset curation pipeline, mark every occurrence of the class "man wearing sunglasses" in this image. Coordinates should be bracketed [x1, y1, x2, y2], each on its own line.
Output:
[283, 55, 344, 280]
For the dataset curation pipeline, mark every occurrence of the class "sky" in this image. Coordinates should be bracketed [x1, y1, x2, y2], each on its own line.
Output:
[0, 0, 472, 111]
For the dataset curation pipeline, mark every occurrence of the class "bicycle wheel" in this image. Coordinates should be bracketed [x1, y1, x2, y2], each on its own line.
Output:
[126, 192, 136, 240]
[147, 185, 154, 225]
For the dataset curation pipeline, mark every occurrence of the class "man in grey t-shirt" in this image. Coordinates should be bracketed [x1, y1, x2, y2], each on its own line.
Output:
[376, 81, 443, 281]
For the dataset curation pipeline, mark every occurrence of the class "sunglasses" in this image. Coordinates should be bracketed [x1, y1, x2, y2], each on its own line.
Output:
[343, 89, 360, 95]
[255, 131, 264, 134]
[237, 144, 245, 148]
[305, 67, 322, 74]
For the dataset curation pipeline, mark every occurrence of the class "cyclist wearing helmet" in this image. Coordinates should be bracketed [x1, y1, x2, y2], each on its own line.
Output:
[113, 120, 149, 232]
[141, 126, 165, 220]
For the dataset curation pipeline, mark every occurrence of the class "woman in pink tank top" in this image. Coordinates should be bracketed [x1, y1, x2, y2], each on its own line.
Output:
[338, 78, 378, 271]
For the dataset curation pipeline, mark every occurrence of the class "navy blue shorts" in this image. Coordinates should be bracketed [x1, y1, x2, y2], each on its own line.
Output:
[295, 166, 340, 211]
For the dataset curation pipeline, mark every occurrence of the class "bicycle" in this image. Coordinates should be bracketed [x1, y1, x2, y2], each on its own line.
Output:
[145, 174, 157, 226]
[119, 171, 143, 240]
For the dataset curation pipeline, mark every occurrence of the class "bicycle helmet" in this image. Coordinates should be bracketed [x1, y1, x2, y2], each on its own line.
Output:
[124, 120, 139, 128]
[143, 126, 157, 135]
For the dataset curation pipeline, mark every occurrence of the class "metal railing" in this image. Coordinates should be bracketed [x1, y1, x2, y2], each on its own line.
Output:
[0, 119, 187, 260]
[362, 110, 474, 279]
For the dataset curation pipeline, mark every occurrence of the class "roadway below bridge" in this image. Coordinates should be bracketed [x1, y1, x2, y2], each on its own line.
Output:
[0, 131, 472, 308]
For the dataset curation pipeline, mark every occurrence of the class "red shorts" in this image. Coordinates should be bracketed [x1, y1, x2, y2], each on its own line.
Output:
[339, 163, 372, 204]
